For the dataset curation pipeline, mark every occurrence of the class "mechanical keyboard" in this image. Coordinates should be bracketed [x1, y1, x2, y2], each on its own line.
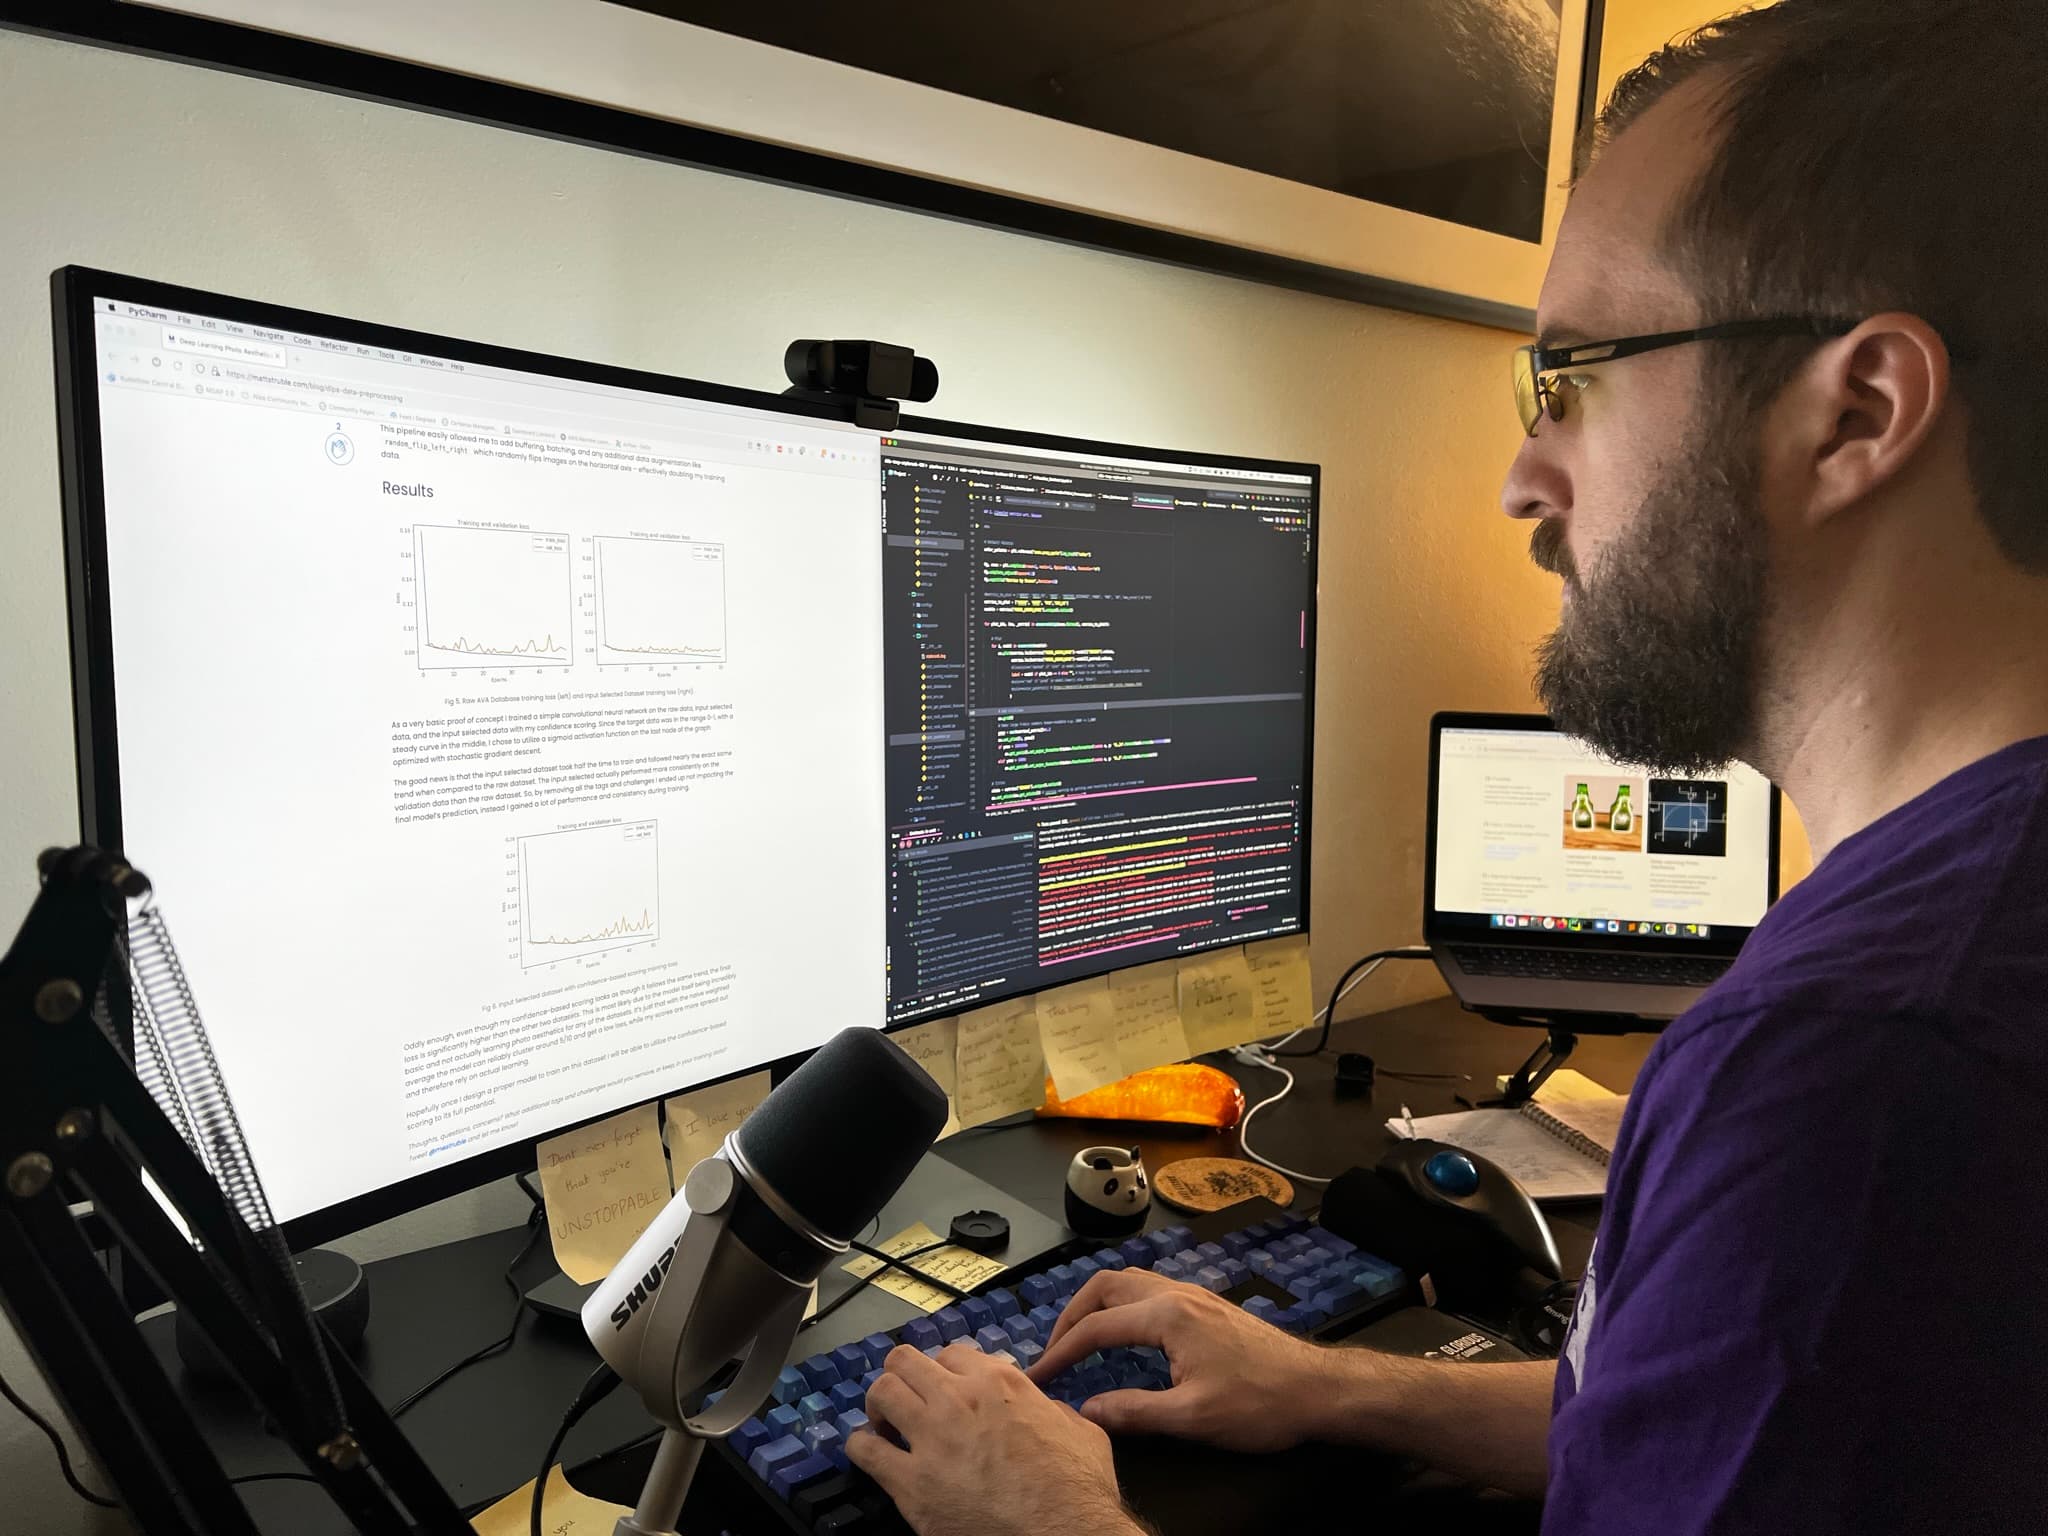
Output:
[697, 1199, 1412, 1534]
[1450, 944, 1729, 987]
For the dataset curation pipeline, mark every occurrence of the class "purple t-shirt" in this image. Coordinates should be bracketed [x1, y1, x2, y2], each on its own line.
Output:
[1546, 735, 2048, 1535]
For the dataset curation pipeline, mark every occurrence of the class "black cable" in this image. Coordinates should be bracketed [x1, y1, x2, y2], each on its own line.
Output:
[844, 1239, 971, 1301]
[802, 1238, 953, 1332]
[390, 1209, 548, 1419]
[0, 1364, 118, 1509]
[1273, 948, 1434, 1058]
[229, 1471, 323, 1490]
[533, 1363, 621, 1536]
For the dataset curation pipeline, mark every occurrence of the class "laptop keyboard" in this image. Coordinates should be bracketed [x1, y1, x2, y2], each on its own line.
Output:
[1451, 945, 1729, 988]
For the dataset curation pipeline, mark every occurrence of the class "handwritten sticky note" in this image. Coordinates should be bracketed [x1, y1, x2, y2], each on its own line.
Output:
[1035, 977, 1124, 1100]
[842, 1220, 1009, 1313]
[535, 1103, 671, 1285]
[892, 1016, 963, 1137]
[470, 1465, 630, 1536]
[955, 996, 1045, 1129]
[663, 1070, 771, 1192]
[1246, 934, 1314, 1040]
[1108, 959, 1189, 1076]
[1177, 946, 1260, 1056]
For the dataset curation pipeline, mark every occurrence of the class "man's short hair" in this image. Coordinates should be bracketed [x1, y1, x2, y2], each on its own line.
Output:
[1598, 0, 2047, 570]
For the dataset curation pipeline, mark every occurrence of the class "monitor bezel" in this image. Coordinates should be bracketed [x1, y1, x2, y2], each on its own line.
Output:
[1423, 709, 1783, 957]
[51, 265, 1317, 1249]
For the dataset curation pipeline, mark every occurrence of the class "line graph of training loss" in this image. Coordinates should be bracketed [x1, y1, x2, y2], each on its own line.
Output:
[595, 536, 727, 666]
[517, 821, 661, 967]
[415, 525, 574, 671]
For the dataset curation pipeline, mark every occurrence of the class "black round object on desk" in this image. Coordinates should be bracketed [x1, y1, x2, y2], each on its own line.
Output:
[948, 1210, 1010, 1254]
[174, 1247, 369, 1383]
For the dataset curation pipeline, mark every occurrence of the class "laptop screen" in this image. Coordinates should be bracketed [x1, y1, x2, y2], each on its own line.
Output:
[1429, 722, 1777, 946]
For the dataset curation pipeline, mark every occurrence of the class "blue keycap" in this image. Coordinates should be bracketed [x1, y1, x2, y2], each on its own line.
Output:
[1002, 1315, 1037, 1347]
[1194, 1265, 1230, 1293]
[732, 1417, 773, 1462]
[961, 1297, 995, 1333]
[1154, 1257, 1187, 1282]
[1271, 1306, 1304, 1332]
[1218, 1258, 1249, 1286]
[860, 1368, 882, 1391]
[901, 1317, 942, 1352]
[767, 1403, 804, 1438]
[773, 1366, 809, 1405]
[1268, 1259, 1302, 1285]
[1047, 1263, 1079, 1295]
[1220, 1231, 1255, 1260]
[798, 1391, 834, 1428]
[1161, 1224, 1194, 1247]
[1119, 1237, 1154, 1268]
[934, 1307, 969, 1342]
[1111, 1356, 1150, 1389]
[1295, 1304, 1331, 1332]
[748, 1433, 807, 1481]
[1172, 1248, 1202, 1270]
[861, 1332, 897, 1368]
[830, 1380, 866, 1416]
[831, 1343, 869, 1380]
[1070, 1256, 1102, 1287]
[922, 1345, 945, 1359]
[1020, 1274, 1056, 1309]
[986, 1287, 1021, 1319]
[1133, 1345, 1168, 1370]
[1246, 1248, 1277, 1275]
[1298, 1245, 1332, 1270]
[1194, 1241, 1227, 1264]
[1243, 1295, 1282, 1322]
[1144, 1229, 1179, 1256]
[1286, 1272, 1323, 1301]
[975, 1324, 1011, 1353]
[799, 1354, 843, 1393]
[1308, 1227, 1356, 1257]
[1076, 1365, 1117, 1398]
[1028, 1304, 1061, 1338]
[702, 1389, 726, 1410]
[1011, 1339, 1044, 1371]
[771, 1452, 836, 1503]
[1091, 1247, 1127, 1273]
[804, 1422, 844, 1463]
[1272, 1214, 1307, 1237]
[1313, 1283, 1363, 1313]
[838, 1409, 870, 1443]
[1240, 1221, 1273, 1244]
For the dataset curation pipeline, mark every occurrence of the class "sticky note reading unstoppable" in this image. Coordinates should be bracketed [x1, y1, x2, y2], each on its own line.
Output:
[535, 1103, 671, 1284]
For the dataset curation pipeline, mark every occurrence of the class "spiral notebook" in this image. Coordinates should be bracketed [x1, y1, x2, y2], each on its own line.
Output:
[1387, 1073, 1627, 1201]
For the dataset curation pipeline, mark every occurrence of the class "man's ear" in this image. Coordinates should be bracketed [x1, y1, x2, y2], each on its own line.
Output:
[1784, 311, 1952, 529]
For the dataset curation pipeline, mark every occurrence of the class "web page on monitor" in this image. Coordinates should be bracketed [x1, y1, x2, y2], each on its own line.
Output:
[1434, 728, 1772, 932]
[90, 296, 888, 1224]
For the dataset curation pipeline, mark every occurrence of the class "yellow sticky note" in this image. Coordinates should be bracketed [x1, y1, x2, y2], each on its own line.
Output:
[1035, 977, 1124, 1100]
[955, 996, 1045, 1129]
[470, 1466, 630, 1536]
[1177, 946, 1260, 1056]
[1108, 959, 1189, 1076]
[663, 1070, 771, 1192]
[842, 1220, 1009, 1314]
[892, 1017, 963, 1138]
[534, 1104, 671, 1285]
[1246, 934, 1314, 1040]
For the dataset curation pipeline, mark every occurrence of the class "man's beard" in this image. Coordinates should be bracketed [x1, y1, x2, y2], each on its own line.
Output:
[1531, 413, 1768, 774]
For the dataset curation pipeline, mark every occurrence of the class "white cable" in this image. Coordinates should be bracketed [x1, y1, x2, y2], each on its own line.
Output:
[1229, 1048, 1338, 1187]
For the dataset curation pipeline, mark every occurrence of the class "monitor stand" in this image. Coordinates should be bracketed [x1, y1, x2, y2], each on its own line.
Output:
[520, 1150, 1069, 1348]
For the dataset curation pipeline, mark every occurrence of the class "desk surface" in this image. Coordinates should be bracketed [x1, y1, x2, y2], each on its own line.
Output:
[148, 996, 1652, 1533]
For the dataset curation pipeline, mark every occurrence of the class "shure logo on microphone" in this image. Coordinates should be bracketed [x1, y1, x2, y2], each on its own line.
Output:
[608, 1241, 677, 1331]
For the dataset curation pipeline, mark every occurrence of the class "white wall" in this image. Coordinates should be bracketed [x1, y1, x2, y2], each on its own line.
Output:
[0, 24, 1560, 1530]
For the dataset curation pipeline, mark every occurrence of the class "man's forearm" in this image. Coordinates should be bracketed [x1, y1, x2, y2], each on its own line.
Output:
[1309, 1352, 1555, 1497]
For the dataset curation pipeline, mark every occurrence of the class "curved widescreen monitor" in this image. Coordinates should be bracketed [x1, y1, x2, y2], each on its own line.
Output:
[53, 268, 1316, 1246]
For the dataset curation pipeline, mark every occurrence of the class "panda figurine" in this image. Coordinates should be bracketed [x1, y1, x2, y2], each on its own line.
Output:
[1064, 1146, 1151, 1238]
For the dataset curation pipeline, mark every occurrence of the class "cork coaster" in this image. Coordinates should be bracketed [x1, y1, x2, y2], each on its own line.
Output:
[1151, 1157, 1293, 1214]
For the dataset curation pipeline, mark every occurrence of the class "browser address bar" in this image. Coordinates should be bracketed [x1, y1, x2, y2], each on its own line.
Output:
[161, 328, 287, 366]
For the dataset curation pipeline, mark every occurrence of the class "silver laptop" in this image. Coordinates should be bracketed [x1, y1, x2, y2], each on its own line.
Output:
[1425, 712, 1781, 1025]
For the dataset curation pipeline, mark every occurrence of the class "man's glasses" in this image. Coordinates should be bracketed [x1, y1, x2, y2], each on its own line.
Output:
[1512, 316, 1859, 437]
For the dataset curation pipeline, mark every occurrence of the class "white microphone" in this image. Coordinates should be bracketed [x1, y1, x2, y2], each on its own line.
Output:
[580, 1028, 950, 1536]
